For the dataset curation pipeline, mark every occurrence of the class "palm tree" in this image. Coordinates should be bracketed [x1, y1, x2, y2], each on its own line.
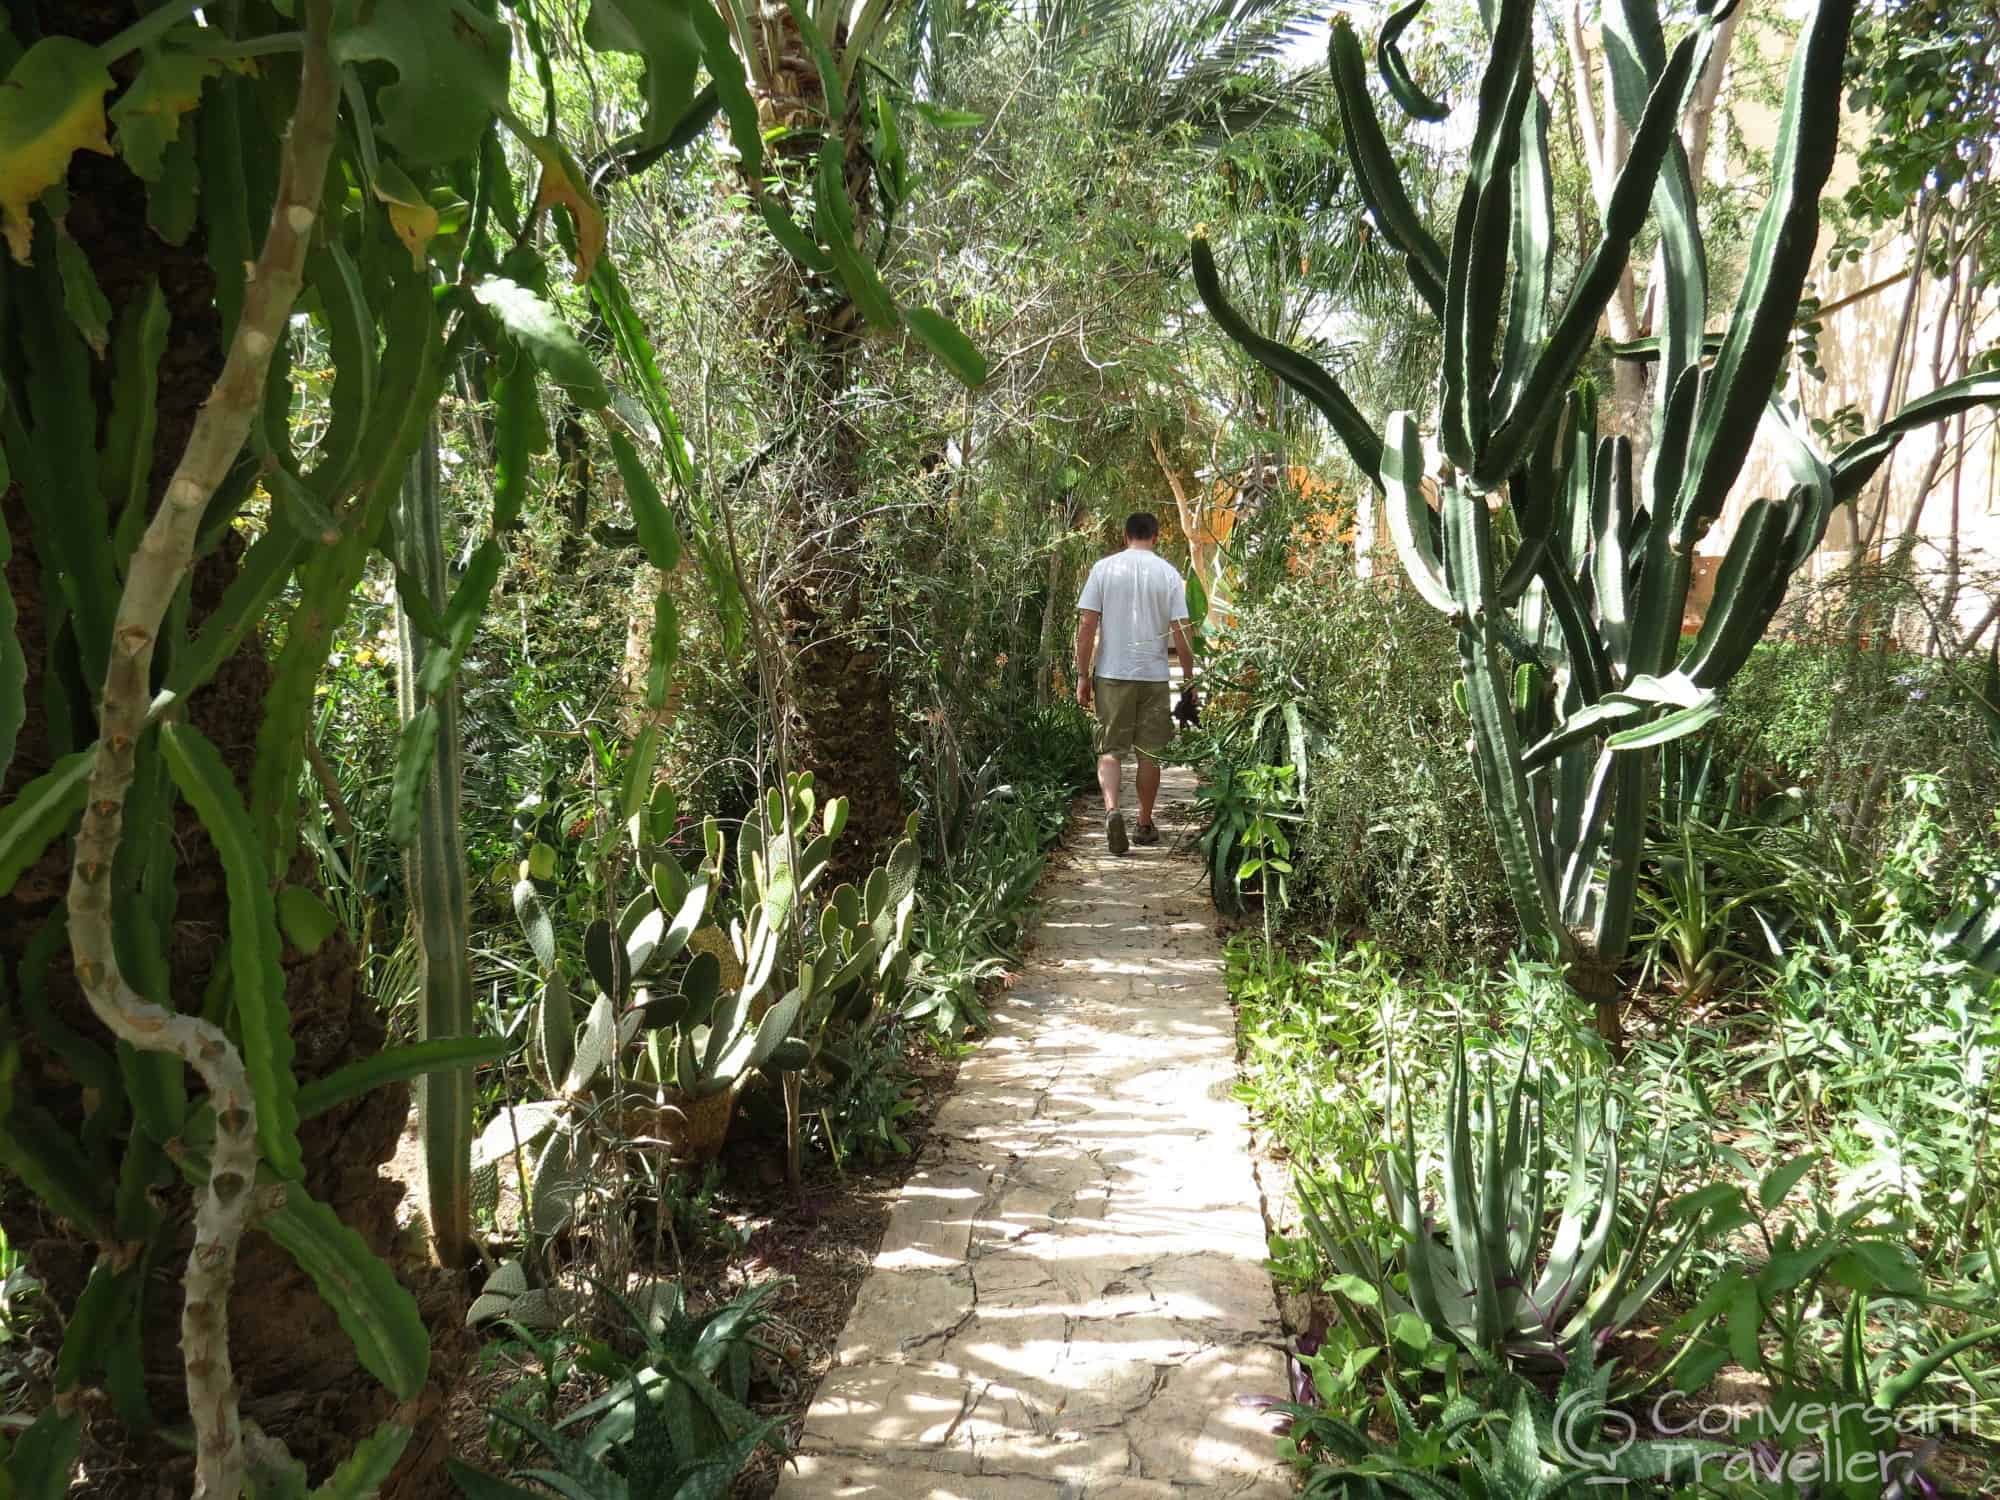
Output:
[693, 0, 1354, 867]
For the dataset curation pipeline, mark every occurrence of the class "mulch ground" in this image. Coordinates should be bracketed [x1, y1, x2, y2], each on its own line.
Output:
[434, 1038, 967, 1498]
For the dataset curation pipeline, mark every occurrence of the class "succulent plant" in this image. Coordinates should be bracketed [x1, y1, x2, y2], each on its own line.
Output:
[393, 423, 481, 1267]
[1300, 1035, 1712, 1367]
[1193, 0, 2000, 1033]
[498, 770, 918, 1178]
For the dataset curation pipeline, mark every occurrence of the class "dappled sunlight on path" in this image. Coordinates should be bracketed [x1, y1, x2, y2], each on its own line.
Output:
[781, 765, 1291, 1498]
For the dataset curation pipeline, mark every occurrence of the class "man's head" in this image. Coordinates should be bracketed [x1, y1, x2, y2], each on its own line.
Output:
[1124, 512, 1160, 548]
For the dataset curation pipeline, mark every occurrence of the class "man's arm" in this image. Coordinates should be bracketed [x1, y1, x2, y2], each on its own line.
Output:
[1075, 610, 1100, 706]
[1170, 619, 1195, 687]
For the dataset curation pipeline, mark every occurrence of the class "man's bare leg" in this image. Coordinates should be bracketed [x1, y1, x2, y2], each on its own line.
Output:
[1099, 752, 1129, 854]
[1136, 753, 1162, 829]
[1098, 753, 1122, 812]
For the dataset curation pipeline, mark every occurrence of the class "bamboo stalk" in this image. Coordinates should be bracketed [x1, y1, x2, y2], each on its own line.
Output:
[63, 9, 338, 1499]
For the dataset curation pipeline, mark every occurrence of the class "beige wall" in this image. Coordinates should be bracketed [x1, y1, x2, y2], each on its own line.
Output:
[1708, 78, 1999, 642]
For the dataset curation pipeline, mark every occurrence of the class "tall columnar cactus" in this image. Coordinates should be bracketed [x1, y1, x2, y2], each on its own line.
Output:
[394, 424, 478, 1265]
[1194, 0, 2000, 1033]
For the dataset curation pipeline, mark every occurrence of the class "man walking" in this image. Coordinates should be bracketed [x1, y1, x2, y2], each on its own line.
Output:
[1075, 513, 1196, 855]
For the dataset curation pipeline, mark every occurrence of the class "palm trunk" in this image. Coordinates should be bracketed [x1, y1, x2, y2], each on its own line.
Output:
[1036, 497, 1074, 706]
[742, 24, 907, 877]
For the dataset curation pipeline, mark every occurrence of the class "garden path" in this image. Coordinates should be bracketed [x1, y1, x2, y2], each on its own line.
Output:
[779, 763, 1292, 1499]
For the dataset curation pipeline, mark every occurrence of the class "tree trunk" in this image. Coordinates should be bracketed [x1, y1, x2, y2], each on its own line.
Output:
[1036, 496, 1075, 707]
[742, 22, 906, 878]
[777, 566, 906, 875]
[1150, 430, 1209, 590]
[1563, 6, 1648, 441]
[0, 8, 465, 1491]
[1567, 0, 1747, 455]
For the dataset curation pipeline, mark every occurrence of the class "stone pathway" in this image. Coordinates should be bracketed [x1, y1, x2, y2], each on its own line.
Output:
[781, 764, 1292, 1499]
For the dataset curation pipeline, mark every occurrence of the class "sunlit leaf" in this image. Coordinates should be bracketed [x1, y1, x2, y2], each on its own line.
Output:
[470, 277, 610, 408]
[109, 46, 223, 181]
[0, 38, 115, 262]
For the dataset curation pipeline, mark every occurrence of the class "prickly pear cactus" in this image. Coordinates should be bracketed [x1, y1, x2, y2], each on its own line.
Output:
[686, 922, 745, 989]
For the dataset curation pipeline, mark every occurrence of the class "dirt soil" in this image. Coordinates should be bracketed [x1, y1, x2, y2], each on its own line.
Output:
[402, 1035, 965, 1497]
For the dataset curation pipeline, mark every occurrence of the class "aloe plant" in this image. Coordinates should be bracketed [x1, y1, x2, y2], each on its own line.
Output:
[1193, 0, 2000, 1034]
[1301, 1036, 1712, 1367]
[1281, 1341, 1716, 1496]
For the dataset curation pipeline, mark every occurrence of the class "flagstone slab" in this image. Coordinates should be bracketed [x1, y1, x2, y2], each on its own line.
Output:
[779, 766, 1291, 1498]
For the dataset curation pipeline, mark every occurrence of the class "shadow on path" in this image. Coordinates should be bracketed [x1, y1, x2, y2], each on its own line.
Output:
[779, 765, 1292, 1499]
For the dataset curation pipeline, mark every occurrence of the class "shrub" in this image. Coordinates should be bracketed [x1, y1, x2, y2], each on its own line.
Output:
[1719, 562, 2000, 885]
[1201, 554, 1513, 966]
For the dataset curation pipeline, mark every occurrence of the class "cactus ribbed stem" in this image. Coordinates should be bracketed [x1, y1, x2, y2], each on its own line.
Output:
[61, 10, 338, 1498]
[396, 423, 478, 1267]
[1189, 0, 1999, 1036]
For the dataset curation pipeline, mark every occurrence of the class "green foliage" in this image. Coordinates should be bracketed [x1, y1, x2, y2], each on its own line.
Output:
[2, 1409, 80, 1500]
[1837, 0, 1999, 247]
[239, 1184, 433, 1404]
[0, 0, 1385, 1488]
[449, 1279, 788, 1500]
[160, 718, 301, 1171]
[1632, 811, 1812, 1004]
[1187, 564, 1510, 962]
[902, 773, 1071, 1039]
[1717, 572, 2000, 885]
[247, 1425, 412, 1500]
[1232, 789, 2000, 1491]
[1194, 0, 2000, 1017]
[809, 1017, 921, 1168]
[1189, 761, 1265, 916]
[1278, 1341, 1710, 1496]
[491, 765, 919, 1177]
[1234, 763, 1299, 902]
[1303, 1032, 1716, 1368]
[393, 424, 482, 1265]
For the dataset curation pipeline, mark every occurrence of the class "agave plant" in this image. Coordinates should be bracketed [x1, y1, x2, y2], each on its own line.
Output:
[1193, 0, 2000, 1035]
[1301, 1036, 1712, 1368]
[1280, 1341, 1718, 1498]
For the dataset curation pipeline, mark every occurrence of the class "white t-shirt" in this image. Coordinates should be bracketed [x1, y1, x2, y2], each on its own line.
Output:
[1078, 548, 1189, 682]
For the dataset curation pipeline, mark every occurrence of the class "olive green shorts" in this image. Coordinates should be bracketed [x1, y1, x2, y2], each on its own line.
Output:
[1093, 676, 1173, 757]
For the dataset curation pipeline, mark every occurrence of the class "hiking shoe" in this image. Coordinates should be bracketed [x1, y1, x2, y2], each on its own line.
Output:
[1106, 811, 1129, 855]
[1132, 822, 1160, 847]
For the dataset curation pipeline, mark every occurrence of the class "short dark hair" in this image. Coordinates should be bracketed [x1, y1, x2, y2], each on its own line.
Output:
[1125, 512, 1160, 541]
